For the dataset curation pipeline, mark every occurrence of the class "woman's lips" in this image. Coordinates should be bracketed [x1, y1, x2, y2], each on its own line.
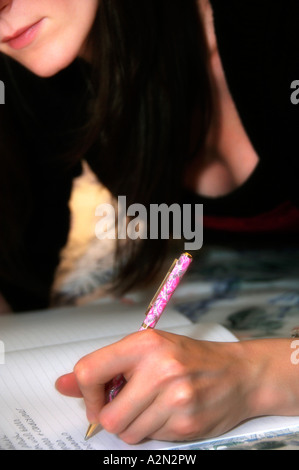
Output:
[2, 19, 44, 50]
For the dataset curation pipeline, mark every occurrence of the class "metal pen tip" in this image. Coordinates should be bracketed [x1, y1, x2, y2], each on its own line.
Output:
[85, 423, 102, 441]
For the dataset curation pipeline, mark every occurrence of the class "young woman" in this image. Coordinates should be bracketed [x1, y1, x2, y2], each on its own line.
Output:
[1, 0, 299, 444]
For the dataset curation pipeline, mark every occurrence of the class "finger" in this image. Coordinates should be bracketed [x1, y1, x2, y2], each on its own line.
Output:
[118, 379, 200, 444]
[117, 395, 169, 444]
[55, 373, 83, 398]
[76, 333, 144, 383]
[72, 337, 141, 423]
[119, 406, 199, 444]
[73, 359, 107, 423]
[98, 371, 158, 435]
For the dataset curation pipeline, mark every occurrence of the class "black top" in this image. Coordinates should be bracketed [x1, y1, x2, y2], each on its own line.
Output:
[1, 0, 299, 311]
[184, 0, 299, 242]
[195, 0, 299, 211]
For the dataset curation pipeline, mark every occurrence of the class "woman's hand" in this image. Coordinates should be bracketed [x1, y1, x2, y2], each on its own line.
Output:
[55, 330, 299, 444]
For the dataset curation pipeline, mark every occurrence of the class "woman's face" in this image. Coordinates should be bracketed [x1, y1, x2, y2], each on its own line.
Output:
[0, 0, 99, 77]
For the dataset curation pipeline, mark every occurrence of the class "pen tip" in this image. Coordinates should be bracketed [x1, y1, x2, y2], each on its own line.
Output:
[85, 423, 101, 440]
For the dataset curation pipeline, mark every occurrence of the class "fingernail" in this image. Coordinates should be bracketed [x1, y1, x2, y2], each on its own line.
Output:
[87, 410, 98, 424]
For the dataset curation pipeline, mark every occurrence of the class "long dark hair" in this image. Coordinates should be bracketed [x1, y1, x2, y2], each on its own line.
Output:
[0, 0, 211, 310]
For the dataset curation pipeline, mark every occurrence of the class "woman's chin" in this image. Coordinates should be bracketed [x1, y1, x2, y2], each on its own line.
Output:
[17, 50, 78, 77]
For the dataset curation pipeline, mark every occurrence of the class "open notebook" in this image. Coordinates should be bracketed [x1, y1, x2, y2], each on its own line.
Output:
[1, 300, 299, 451]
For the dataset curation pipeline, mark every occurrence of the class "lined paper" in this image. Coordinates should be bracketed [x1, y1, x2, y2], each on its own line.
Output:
[0, 301, 191, 353]
[0, 311, 237, 450]
[2, 303, 299, 450]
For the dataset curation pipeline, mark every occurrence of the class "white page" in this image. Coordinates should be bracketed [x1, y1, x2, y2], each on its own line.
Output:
[0, 301, 191, 353]
[3, 311, 298, 451]
[0, 323, 239, 450]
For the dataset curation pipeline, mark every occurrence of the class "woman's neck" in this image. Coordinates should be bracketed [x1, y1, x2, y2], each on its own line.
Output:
[185, 0, 259, 198]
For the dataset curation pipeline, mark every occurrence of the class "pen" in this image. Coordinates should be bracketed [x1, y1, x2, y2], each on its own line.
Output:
[85, 252, 193, 440]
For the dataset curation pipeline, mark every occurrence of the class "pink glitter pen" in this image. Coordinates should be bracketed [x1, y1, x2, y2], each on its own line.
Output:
[85, 252, 193, 440]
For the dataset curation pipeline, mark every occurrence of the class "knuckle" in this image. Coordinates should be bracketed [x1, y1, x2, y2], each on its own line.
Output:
[73, 358, 93, 387]
[99, 413, 118, 434]
[173, 416, 200, 441]
[171, 380, 196, 408]
[99, 409, 123, 435]
[118, 431, 140, 445]
[159, 359, 186, 385]
[139, 328, 165, 349]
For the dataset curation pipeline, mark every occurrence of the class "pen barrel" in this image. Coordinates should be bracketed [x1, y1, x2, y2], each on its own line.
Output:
[106, 253, 192, 402]
[139, 253, 192, 331]
[106, 374, 126, 402]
